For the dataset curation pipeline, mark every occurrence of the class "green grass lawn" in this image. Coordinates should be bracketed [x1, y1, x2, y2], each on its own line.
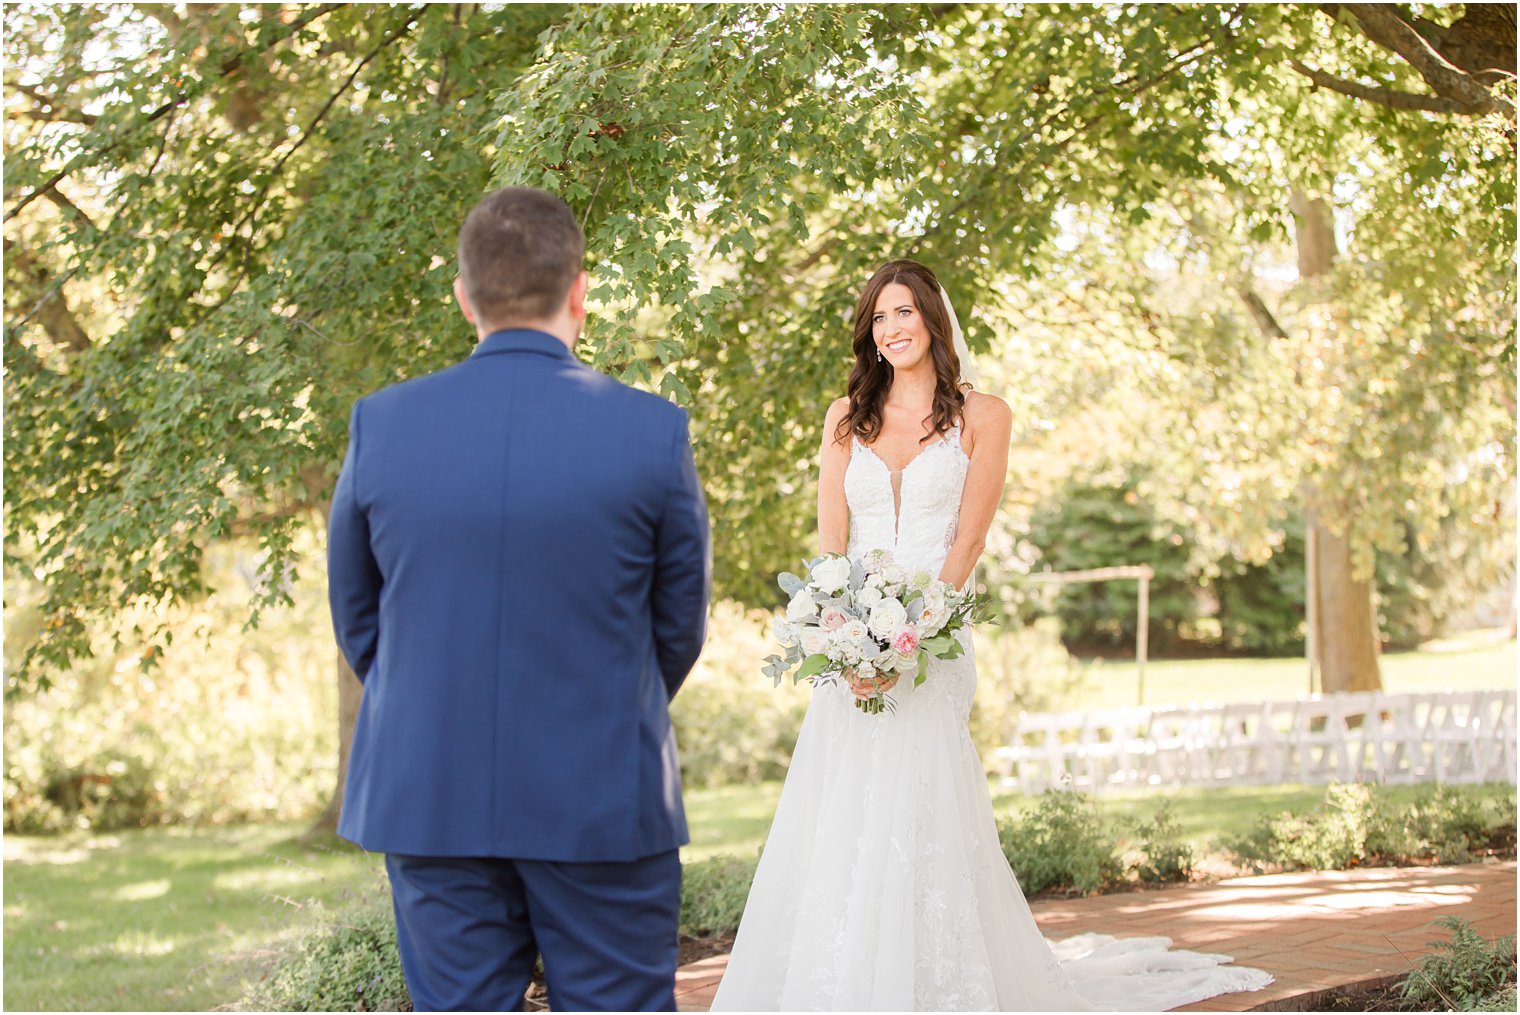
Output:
[3, 823, 379, 1011]
[6, 637, 1514, 1010]
[683, 778, 1514, 864]
[1047, 629, 1516, 709]
[7, 778, 1512, 1011]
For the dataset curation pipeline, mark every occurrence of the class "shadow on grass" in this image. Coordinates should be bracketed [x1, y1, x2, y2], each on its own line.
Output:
[4, 823, 380, 1011]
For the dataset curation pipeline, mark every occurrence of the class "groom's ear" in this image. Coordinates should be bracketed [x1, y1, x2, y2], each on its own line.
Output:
[453, 277, 478, 326]
[567, 270, 589, 322]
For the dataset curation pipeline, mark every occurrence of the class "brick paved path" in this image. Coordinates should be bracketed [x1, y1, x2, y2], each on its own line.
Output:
[675, 861, 1515, 1012]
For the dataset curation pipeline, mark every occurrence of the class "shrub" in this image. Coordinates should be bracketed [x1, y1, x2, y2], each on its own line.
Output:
[998, 789, 1122, 895]
[1225, 782, 1374, 872]
[242, 890, 409, 1012]
[1364, 785, 1495, 866]
[5, 540, 337, 834]
[1399, 916, 1517, 1012]
[681, 853, 759, 937]
[1130, 798, 1195, 884]
[242, 852, 761, 1011]
[1225, 783, 1513, 874]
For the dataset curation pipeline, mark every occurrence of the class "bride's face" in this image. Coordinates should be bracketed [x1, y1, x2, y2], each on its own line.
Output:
[871, 282, 931, 372]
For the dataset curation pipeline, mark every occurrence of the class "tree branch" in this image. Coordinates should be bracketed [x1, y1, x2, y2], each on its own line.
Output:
[6, 3, 344, 218]
[41, 184, 99, 232]
[911, 22, 1231, 256]
[1236, 285, 1290, 341]
[203, 7, 426, 277]
[5, 244, 91, 352]
[1289, 60, 1469, 114]
[10, 82, 97, 125]
[1342, 4, 1513, 118]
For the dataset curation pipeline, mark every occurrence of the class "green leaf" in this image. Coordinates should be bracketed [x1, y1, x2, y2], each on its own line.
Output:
[796, 653, 832, 681]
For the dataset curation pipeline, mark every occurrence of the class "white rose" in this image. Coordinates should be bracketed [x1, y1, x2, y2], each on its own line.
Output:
[841, 618, 870, 643]
[787, 588, 819, 622]
[918, 605, 951, 634]
[881, 564, 907, 589]
[800, 628, 832, 657]
[922, 583, 947, 613]
[772, 618, 800, 646]
[868, 597, 908, 639]
[856, 585, 884, 609]
[810, 555, 853, 595]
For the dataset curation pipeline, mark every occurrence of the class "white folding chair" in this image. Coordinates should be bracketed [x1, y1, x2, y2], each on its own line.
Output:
[1352, 691, 1404, 783]
[1254, 700, 1297, 784]
[1144, 706, 1205, 786]
[1176, 703, 1230, 785]
[1206, 700, 1271, 784]
[1385, 692, 1436, 784]
[1335, 690, 1381, 782]
[1429, 691, 1482, 784]
[1073, 707, 1151, 790]
[1494, 690, 1518, 784]
[997, 711, 1072, 794]
[1286, 695, 1354, 784]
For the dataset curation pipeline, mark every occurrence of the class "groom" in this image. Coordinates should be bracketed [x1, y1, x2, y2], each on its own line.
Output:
[327, 187, 711, 1011]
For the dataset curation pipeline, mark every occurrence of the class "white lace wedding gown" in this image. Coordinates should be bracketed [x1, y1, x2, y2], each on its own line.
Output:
[710, 422, 1273, 1011]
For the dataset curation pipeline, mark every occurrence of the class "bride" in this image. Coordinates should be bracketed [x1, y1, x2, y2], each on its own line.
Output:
[710, 259, 1273, 1011]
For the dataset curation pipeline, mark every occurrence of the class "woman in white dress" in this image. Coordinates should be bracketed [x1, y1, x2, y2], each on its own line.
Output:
[710, 259, 1273, 1012]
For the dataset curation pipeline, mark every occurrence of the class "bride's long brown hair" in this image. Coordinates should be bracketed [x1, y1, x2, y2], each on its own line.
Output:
[834, 259, 967, 448]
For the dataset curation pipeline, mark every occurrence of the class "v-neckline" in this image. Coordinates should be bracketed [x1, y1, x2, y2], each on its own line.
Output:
[852, 425, 960, 543]
[854, 430, 953, 477]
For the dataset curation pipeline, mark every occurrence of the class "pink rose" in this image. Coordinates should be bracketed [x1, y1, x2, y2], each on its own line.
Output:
[891, 625, 920, 656]
[820, 607, 848, 631]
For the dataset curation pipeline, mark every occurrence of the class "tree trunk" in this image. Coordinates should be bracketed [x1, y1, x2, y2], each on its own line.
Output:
[1309, 510, 1383, 693]
[1291, 190, 1384, 694]
[304, 648, 362, 840]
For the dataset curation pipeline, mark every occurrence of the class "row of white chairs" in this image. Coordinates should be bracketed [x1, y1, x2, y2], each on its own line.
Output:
[994, 689, 1516, 793]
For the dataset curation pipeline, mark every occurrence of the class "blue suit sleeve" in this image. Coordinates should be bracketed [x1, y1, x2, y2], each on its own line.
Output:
[328, 401, 383, 682]
[651, 411, 711, 701]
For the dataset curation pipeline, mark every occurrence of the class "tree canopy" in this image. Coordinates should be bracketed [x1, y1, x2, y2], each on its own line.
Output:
[5, 3, 1514, 690]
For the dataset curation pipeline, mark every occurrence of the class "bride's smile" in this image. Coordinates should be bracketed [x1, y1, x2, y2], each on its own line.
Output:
[872, 282, 932, 371]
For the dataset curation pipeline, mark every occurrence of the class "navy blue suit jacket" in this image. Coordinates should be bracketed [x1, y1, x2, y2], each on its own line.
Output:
[328, 328, 710, 862]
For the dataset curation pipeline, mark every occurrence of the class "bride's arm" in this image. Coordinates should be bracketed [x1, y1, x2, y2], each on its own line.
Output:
[939, 392, 1012, 590]
[818, 397, 852, 556]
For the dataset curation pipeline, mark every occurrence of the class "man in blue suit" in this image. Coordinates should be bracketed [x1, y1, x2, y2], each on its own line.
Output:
[327, 187, 711, 1011]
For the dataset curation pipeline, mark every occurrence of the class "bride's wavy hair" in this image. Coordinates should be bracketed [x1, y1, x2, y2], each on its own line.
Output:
[835, 259, 966, 448]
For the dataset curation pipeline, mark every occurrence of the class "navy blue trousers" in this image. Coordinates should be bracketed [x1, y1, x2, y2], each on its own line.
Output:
[385, 851, 682, 1012]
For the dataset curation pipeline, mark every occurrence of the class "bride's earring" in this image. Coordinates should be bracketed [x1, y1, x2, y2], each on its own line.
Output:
[877, 348, 883, 363]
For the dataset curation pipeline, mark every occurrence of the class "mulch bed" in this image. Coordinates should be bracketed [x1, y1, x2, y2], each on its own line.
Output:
[1319, 973, 1518, 1012]
[522, 933, 736, 1010]
[1318, 977, 1413, 1011]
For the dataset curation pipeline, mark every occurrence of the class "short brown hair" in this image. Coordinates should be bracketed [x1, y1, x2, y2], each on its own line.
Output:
[457, 187, 584, 326]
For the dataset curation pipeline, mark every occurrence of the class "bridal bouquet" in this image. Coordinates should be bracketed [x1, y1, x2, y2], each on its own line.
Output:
[763, 549, 987, 714]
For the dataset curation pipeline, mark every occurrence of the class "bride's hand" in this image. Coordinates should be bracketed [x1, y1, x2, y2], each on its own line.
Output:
[845, 668, 899, 699]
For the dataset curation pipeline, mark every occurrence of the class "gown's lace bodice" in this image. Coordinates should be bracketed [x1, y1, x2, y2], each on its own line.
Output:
[844, 421, 968, 578]
[838, 421, 975, 716]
